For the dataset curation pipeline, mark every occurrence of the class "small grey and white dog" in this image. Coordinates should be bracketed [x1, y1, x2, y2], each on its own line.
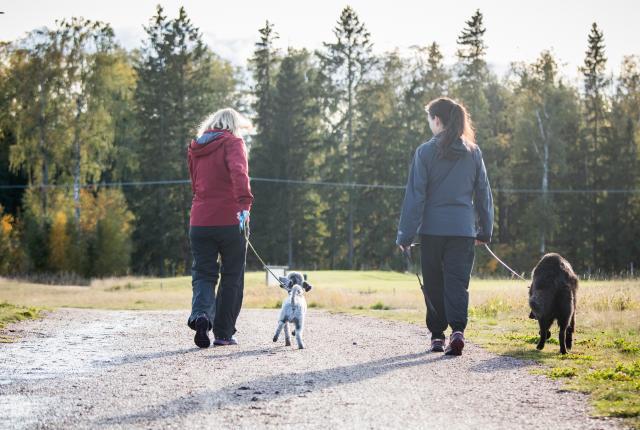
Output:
[273, 271, 313, 349]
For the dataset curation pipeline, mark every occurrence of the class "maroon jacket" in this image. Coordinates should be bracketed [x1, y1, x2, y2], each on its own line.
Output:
[188, 129, 253, 226]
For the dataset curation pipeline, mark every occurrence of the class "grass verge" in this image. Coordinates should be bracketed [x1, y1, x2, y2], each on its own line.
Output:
[0, 302, 42, 342]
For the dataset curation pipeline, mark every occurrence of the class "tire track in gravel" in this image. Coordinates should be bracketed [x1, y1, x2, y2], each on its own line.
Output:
[0, 308, 627, 429]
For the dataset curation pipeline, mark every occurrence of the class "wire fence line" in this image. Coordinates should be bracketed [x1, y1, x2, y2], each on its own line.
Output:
[1, 176, 640, 194]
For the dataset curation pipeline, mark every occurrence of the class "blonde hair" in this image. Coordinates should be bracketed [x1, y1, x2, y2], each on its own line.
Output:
[197, 108, 253, 137]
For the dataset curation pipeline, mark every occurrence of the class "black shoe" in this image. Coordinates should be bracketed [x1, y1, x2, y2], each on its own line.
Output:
[213, 336, 238, 346]
[194, 316, 211, 348]
[445, 331, 465, 356]
[429, 338, 445, 353]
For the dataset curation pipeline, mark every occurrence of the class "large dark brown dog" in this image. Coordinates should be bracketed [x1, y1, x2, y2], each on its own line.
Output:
[528, 253, 578, 354]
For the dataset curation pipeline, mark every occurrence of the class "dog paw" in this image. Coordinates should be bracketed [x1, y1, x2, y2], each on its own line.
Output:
[536, 344, 545, 350]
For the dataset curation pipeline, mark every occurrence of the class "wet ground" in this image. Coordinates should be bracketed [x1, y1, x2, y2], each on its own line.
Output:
[0, 308, 627, 429]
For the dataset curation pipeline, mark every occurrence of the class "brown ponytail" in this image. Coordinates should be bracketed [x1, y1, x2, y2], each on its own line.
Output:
[426, 97, 477, 159]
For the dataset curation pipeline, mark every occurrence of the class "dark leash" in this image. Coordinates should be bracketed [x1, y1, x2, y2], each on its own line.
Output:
[241, 217, 289, 290]
[482, 244, 527, 281]
[402, 244, 438, 317]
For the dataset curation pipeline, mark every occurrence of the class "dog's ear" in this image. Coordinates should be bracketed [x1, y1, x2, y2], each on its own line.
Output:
[302, 281, 313, 292]
[278, 276, 292, 291]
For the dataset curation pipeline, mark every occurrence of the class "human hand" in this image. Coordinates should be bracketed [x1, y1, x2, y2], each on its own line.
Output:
[238, 210, 250, 232]
[475, 240, 487, 246]
[398, 244, 411, 255]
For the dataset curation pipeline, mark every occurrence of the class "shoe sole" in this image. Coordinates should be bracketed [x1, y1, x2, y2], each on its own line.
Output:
[213, 340, 238, 346]
[445, 337, 464, 356]
[194, 318, 210, 348]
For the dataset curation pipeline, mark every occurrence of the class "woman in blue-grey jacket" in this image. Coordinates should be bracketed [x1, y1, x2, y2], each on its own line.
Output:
[397, 97, 493, 356]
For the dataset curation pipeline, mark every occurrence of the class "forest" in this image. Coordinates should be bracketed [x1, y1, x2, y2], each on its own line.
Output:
[1, 6, 638, 278]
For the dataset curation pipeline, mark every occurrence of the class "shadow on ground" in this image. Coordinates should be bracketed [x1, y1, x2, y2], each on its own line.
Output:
[98, 351, 442, 425]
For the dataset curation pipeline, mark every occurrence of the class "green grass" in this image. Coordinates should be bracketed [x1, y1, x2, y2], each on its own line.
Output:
[0, 272, 639, 426]
[0, 302, 42, 342]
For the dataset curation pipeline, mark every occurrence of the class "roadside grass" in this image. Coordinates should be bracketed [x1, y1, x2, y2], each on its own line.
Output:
[0, 273, 638, 426]
[0, 302, 42, 342]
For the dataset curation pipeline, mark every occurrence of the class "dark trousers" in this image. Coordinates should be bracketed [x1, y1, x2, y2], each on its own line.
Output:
[420, 235, 475, 339]
[188, 225, 246, 339]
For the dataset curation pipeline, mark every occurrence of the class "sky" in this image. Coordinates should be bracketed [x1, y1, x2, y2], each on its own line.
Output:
[1, 0, 639, 81]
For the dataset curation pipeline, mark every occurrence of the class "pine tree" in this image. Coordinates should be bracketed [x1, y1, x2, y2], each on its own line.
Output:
[354, 52, 407, 269]
[272, 49, 325, 268]
[250, 21, 279, 145]
[601, 56, 640, 271]
[580, 22, 610, 271]
[403, 42, 449, 145]
[132, 6, 238, 274]
[456, 9, 487, 83]
[246, 21, 282, 267]
[317, 6, 374, 268]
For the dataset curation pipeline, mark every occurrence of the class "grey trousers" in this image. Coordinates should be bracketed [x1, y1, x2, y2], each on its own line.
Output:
[187, 225, 246, 339]
[419, 235, 475, 339]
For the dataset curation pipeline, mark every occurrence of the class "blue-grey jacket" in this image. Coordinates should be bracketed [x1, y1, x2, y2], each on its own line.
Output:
[396, 135, 494, 246]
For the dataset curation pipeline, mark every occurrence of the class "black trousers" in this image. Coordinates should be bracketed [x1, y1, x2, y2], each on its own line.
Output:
[188, 225, 246, 339]
[420, 235, 475, 339]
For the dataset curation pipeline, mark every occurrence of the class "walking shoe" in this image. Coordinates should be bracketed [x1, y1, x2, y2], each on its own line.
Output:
[445, 331, 465, 356]
[213, 336, 238, 346]
[194, 316, 211, 348]
[429, 339, 445, 353]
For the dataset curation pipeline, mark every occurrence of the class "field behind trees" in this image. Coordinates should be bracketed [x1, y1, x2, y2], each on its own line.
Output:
[1, 5, 639, 278]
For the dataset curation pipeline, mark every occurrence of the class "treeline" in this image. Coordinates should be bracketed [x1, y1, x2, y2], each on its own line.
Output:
[1, 6, 639, 278]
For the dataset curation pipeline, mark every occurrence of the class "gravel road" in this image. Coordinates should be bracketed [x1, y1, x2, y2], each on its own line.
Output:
[0, 308, 626, 429]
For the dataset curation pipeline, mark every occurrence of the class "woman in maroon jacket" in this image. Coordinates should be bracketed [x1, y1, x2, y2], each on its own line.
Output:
[187, 108, 253, 348]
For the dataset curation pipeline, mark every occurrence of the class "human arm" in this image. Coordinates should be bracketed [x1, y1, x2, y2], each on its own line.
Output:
[396, 146, 428, 247]
[473, 148, 494, 243]
[224, 136, 254, 211]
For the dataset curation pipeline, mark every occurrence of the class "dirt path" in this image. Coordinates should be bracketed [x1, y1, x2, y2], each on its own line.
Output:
[0, 309, 626, 429]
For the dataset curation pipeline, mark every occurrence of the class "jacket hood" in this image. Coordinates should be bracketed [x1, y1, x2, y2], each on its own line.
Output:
[188, 129, 226, 157]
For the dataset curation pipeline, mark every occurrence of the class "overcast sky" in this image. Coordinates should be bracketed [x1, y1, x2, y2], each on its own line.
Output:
[1, 0, 639, 81]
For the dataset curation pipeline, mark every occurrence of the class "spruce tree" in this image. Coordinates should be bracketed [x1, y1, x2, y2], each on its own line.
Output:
[246, 21, 282, 267]
[404, 42, 449, 145]
[580, 22, 609, 270]
[132, 6, 237, 274]
[456, 9, 487, 82]
[317, 6, 374, 268]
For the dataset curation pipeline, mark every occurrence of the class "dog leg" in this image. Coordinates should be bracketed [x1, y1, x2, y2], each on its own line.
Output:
[537, 318, 551, 350]
[558, 312, 572, 354]
[567, 311, 575, 350]
[294, 320, 304, 349]
[284, 322, 291, 346]
[558, 323, 568, 354]
[273, 321, 285, 342]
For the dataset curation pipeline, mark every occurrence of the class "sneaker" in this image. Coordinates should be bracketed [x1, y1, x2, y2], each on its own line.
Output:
[429, 339, 445, 353]
[445, 331, 465, 356]
[213, 336, 238, 346]
[194, 316, 211, 348]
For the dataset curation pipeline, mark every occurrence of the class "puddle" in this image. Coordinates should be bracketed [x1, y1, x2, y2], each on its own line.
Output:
[0, 395, 49, 429]
[0, 312, 147, 381]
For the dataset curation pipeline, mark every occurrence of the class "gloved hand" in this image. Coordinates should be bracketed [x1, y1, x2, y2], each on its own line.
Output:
[237, 210, 250, 233]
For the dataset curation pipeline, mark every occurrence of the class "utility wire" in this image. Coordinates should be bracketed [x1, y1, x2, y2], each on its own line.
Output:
[1, 177, 639, 194]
